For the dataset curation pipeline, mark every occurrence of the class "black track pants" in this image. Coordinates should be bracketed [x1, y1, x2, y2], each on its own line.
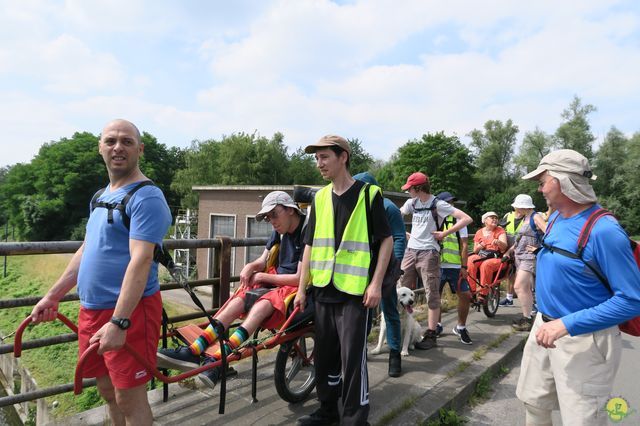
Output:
[314, 298, 370, 425]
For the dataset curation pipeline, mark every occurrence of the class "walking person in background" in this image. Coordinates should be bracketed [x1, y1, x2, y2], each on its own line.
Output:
[499, 205, 525, 306]
[399, 173, 472, 350]
[502, 194, 547, 332]
[435, 191, 474, 345]
[31, 119, 172, 426]
[516, 149, 640, 425]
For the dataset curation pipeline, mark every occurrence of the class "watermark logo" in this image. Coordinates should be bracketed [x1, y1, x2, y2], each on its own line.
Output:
[605, 396, 635, 423]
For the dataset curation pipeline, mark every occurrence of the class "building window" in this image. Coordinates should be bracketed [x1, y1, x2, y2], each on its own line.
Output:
[246, 217, 272, 263]
[208, 214, 236, 279]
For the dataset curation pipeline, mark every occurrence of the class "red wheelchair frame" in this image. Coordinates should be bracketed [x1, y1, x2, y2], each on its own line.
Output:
[465, 256, 511, 318]
[13, 297, 316, 415]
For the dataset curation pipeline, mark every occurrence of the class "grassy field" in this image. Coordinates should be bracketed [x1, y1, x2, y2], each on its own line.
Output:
[0, 254, 194, 420]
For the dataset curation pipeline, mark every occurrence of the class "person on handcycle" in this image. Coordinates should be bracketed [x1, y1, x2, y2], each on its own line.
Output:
[157, 191, 305, 389]
[467, 211, 508, 300]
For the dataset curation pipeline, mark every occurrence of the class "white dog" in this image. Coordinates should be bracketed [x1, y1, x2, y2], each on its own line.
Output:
[372, 286, 423, 356]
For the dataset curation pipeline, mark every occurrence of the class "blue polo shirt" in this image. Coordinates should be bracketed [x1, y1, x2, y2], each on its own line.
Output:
[77, 182, 172, 309]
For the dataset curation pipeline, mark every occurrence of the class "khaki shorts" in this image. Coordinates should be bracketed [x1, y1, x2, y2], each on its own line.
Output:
[400, 248, 441, 309]
[516, 313, 621, 425]
[515, 257, 536, 274]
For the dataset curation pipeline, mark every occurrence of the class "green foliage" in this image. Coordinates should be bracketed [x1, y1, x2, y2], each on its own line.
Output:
[470, 119, 519, 191]
[171, 139, 222, 209]
[376, 132, 476, 198]
[593, 127, 627, 199]
[347, 138, 374, 175]
[424, 408, 467, 425]
[289, 147, 324, 185]
[0, 131, 181, 240]
[607, 131, 640, 234]
[514, 128, 554, 176]
[555, 95, 597, 159]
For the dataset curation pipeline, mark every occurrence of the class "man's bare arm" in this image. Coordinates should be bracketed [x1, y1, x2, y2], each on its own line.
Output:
[31, 244, 84, 323]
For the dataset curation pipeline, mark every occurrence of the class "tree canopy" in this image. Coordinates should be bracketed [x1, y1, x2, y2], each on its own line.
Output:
[2, 95, 640, 238]
[0, 131, 182, 240]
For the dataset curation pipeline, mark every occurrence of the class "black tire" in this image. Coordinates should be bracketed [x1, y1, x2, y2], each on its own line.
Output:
[483, 285, 500, 318]
[274, 332, 316, 403]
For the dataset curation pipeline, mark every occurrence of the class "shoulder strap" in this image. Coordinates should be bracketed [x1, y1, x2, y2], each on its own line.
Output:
[428, 198, 443, 231]
[90, 187, 107, 212]
[529, 212, 544, 244]
[364, 183, 373, 246]
[576, 208, 611, 257]
[117, 180, 156, 230]
[541, 208, 614, 293]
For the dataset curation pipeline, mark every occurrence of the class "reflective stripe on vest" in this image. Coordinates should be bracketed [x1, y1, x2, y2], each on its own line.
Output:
[505, 211, 523, 236]
[440, 217, 461, 265]
[309, 183, 379, 296]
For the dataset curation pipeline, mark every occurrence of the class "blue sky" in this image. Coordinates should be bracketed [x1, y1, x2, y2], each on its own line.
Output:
[1, 0, 639, 167]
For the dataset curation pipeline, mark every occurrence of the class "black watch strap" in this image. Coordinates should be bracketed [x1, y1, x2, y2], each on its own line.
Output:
[110, 316, 131, 330]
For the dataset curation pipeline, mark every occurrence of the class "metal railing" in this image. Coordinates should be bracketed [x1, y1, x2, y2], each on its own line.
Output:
[0, 237, 268, 409]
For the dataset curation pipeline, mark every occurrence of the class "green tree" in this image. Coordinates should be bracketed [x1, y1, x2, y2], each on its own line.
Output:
[171, 139, 221, 209]
[215, 133, 290, 185]
[555, 95, 597, 159]
[469, 119, 520, 216]
[138, 132, 185, 210]
[0, 131, 180, 240]
[376, 132, 477, 200]
[514, 128, 555, 176]
[470, 119, 519, 188]
[347, 138, 374, 175]
[289, 148, 323, 185]
[610, 131, 640, 234]
[593, 127, 628, 199]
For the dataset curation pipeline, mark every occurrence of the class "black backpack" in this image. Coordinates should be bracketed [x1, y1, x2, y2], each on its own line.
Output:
[90, 180, 172, 267]
[411, 196, 444, 231]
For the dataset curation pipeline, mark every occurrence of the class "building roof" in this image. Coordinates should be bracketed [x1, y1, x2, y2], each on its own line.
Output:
[192, 184, 410, 199]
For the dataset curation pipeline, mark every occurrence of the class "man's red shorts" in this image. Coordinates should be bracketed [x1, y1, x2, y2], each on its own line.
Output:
[234, 285, 297, 330]
[78, 291, 162, 389]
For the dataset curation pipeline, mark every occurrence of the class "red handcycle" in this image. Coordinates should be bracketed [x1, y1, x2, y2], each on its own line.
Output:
[466, 256, 512, 318]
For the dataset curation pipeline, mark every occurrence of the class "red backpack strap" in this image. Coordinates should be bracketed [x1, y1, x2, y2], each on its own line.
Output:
[576, 208, 614, 257]
[543, 211, 560, 238]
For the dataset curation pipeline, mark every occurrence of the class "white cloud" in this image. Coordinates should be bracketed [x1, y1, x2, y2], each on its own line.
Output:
[1, 0, 639, 168]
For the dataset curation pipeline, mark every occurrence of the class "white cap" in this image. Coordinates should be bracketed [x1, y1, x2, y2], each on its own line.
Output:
[255, 191, 302, 221]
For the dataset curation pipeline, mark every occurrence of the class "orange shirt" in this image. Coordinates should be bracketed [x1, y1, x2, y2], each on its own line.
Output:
[474, 226, 506, 252]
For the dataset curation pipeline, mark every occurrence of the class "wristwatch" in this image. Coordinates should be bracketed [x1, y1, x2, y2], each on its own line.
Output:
[110, 316, 131, 330]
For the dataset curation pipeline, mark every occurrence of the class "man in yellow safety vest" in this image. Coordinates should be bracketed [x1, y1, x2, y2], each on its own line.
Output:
[294, 135, 393, 426]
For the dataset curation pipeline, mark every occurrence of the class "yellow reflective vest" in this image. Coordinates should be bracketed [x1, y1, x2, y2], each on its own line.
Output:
[504, 211, 523, 236]
[440, 217, 462, 265]
[309, 183, 380, 296]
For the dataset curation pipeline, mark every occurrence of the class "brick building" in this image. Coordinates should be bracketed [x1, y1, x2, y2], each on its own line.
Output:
[193, 185, 409, 282]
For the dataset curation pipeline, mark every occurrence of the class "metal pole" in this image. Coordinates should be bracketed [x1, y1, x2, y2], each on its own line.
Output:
[3, 222, 7, 277]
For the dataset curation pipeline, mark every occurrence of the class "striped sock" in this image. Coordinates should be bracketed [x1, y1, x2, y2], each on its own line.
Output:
[190, 321, 223, 356]
[213, 326, 249, 360]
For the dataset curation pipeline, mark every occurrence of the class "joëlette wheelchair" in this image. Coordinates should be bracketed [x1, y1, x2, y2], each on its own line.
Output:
[13, 245, 316, 415]
[465, 251, 512, 318]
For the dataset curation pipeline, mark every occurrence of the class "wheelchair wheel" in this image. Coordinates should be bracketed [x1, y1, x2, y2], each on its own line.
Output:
[482, 285, 500, 318]
[274, 331, 316, 403]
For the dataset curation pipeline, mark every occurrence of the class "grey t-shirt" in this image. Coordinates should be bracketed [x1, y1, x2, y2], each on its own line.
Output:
[401, 195, 455, 251]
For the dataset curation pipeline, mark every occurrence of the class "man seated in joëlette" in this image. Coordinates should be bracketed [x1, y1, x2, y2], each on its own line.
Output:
[157, 191, 305, 389]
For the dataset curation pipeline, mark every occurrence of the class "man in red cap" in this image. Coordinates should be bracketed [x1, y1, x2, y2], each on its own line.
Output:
[399, 172, 472, 350]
